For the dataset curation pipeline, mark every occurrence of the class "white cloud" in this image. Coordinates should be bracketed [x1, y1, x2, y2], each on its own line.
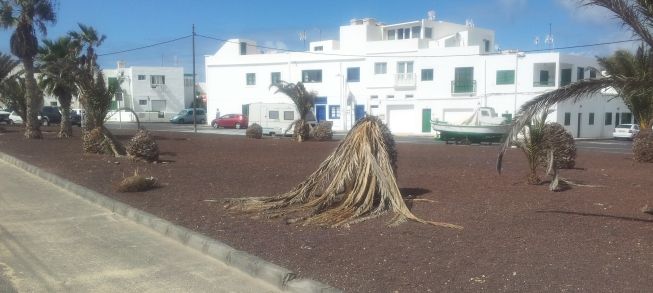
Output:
[556, 0, 616, 25]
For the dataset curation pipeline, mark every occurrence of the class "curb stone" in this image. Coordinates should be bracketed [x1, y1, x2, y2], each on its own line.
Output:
[0, 152, 341, 293]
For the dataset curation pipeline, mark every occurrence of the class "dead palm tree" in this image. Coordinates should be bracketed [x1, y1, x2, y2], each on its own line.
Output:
[226, 116, 462, 229]
[0, 0, 56, 139]
[270, 81, 315, 142]
[37, 36, 79, 138]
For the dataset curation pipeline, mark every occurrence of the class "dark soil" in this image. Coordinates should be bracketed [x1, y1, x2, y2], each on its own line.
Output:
[1, 125, 652, 292]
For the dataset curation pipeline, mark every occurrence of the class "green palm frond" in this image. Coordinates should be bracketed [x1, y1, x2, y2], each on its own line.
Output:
[585, 0, 653, 48]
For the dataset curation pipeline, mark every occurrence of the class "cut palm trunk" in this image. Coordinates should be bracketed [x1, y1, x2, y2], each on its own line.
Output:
[225, 116, 462, 229]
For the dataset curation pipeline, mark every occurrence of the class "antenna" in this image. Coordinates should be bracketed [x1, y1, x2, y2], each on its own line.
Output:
[544, 23, 554, 50]
[427, 10, 436, 21]
[298, 31, 307, 50]
[465, 19, 475, 28]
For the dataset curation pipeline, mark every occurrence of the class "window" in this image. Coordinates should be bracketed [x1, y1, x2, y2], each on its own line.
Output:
[374, 62, 387, 74]
[453, 67, 475, 93]
[371, 95, 378, 99]
[283, 111, 294, 120]
[561, 68, 572, 86]
[411, 26, 421, 39]
[313, 46, 323, 51]
[589, 112, 595, 125]
[397, 28, 410, 39]
[577, 67, 585, 81]
[387, 29, 395, 40]
[139, 100, 147, 105]
[302, 70, 322, 83]
[329, 105, 341, 119]
[386, 95, 394, 99]
[540, 70, 550, 84]
[496, 70, 515, 85]
[240, 42, 247, 55]
[484, 39, 491, 52]
[621, 112, 632, 124]
[184, 77, 193, 87]
[150, 75, 165, 85]
[424, 27, 433, 39]
[421, 69, 434, 81]
[397, 61, 414, 75]
[269, 110, 279, 119]
[246, 73, 256, 85]
[564, 112, 571, 126]
[589, 69, 597, 79]
[347, 67, 360, 82]
[137, 75, 146, 80]
[270, 72, 281, 85]
[50, 101, 57, 106]
[605, 112, 612, 125]
[405, 94, 414, 98]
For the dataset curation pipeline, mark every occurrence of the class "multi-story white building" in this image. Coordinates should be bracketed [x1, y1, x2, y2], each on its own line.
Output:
[205, 14, 631, 138]
[104, 63, 191, 122]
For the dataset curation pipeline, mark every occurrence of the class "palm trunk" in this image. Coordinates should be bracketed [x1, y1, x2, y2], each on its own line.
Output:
[58, 95, 72, 138]
[22, 58, 42, 139]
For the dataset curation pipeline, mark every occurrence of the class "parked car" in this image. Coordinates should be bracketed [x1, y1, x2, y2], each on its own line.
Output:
[211, 114, 248, 129]
[8, 111, 23, 125]
[612, 124, 640, 140]
[169, 108, 206, 124]
[39, 106, 62, 126]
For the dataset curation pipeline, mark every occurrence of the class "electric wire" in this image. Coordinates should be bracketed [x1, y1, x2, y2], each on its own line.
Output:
[97, 35, 192, 57]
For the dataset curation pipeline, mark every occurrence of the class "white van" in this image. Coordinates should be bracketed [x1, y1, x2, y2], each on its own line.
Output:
[247, 102, 317, 136]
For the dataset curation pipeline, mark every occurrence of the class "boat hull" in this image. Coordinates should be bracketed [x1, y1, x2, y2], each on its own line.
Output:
[431, 123, 510, 144]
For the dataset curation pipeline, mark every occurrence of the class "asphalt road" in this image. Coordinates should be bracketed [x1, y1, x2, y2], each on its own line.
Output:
[105, 122, 634, 154]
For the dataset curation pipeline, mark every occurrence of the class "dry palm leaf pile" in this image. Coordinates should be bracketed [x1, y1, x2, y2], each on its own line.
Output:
[225, 116, 462, 229]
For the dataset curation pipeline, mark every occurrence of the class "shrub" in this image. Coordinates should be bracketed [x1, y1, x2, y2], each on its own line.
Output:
[633, 130, 653, 162]
[246, 123, 263, 139]
[126, 128, 159, 162]
[311, 121, 333, 141]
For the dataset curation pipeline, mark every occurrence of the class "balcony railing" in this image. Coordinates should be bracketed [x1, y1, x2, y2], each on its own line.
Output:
[394, 73, 416, 88]
[451, 80, 477, 94]
[533, 80, 555, 87]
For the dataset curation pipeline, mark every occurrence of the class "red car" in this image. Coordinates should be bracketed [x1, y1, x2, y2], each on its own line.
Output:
[212, 114, 248, 129]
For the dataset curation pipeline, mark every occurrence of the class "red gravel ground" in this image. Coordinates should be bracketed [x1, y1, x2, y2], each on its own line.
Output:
[1, 125, 652, 292]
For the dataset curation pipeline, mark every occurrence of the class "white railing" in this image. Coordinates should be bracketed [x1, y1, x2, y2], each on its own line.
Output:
[394, 73, 416, 88]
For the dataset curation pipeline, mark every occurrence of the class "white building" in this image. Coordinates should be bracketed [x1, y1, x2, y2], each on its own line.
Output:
[205, 14, 631, 138]
[104, 63, 191, 122]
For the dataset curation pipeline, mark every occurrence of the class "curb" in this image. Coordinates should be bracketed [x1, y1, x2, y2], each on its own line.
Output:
[0, 152, 341, 293]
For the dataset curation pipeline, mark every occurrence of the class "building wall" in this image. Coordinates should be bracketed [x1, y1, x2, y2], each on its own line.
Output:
[205, 17, 630, 137]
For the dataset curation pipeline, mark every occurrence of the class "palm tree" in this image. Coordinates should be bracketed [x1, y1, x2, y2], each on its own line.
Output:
[0, 52, 23, 118]
[68, 23, 106, 73]
[584, 0, 653, 49]
[0, 0, 56, 139]
[270, 81, 315, 142]
[37, 36, 80, 138]
[0, 52, 19, 81]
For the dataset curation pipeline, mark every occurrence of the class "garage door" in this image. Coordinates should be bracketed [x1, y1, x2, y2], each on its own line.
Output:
[442, 108, 474, 124]
[387, 105, 416, 133]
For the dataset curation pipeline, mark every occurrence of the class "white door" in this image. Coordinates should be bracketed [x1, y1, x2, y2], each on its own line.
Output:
[387, 105, 416, 133]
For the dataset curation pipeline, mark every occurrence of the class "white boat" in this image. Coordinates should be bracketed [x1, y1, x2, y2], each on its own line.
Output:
[431, 107, 510, 144]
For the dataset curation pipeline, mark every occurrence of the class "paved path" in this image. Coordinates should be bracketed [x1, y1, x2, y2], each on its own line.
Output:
[0, 160, 278, 293]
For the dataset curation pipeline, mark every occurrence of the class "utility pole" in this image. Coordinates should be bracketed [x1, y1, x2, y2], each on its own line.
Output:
[192, 24, 197, 133]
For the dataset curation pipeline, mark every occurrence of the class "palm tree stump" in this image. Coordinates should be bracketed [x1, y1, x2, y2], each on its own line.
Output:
[226, 116, 462, 229]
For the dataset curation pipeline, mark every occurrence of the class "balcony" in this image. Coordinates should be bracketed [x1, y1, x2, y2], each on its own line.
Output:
[394, 73, 416, 88]
[451, 80, 477, 95]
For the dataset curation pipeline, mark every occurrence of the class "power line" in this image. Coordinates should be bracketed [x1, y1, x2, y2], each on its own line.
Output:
[197, 33, 640, 59]
[98, 35, 192, 57]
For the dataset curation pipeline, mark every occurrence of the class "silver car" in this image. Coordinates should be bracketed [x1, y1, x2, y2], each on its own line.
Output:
[170, 108, 207, 124]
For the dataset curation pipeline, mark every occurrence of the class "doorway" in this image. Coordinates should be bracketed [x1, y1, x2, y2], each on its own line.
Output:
[316, 105, 326, 122]
[577, 112, 582, 138]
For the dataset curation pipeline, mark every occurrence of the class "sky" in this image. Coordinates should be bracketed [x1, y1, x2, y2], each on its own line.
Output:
[0, 0, 639, 81]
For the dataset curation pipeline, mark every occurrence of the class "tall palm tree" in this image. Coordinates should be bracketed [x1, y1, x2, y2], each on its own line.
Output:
[0, 52, 23, 118]
[0, 0, 56, 139]
[37, 36, 79, 138]
[68, 23, 105, 73]
[270, 81, 315, 142]
[584, 0, 653, 49]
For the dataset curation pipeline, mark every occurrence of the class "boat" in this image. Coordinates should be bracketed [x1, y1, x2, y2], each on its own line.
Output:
[431, 107, 511, 144]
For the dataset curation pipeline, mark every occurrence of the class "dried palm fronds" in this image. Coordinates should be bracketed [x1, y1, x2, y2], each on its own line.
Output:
[225, 116, 461, 229]
[541, 122, 576, 170]
[311, 121, 333, 141]
[126, 128, 159, 162]
[116, 169, 157, 192]
[82, 126, 126, 156]
[246, 123, 263, 139]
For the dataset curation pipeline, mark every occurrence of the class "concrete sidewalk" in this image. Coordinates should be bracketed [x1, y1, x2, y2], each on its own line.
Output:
[0, 160, 279, 293]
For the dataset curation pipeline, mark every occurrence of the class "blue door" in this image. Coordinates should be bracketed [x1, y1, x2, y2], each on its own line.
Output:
[316, 105, 326, 122]
[355, 105, 365, 121]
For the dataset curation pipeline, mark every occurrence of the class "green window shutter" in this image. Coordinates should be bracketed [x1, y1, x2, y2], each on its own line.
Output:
[110, 100, 118, 110]
[496, 70, 515, 85]
[561, 68, 572, 86]
[454, 67, 474, 93]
